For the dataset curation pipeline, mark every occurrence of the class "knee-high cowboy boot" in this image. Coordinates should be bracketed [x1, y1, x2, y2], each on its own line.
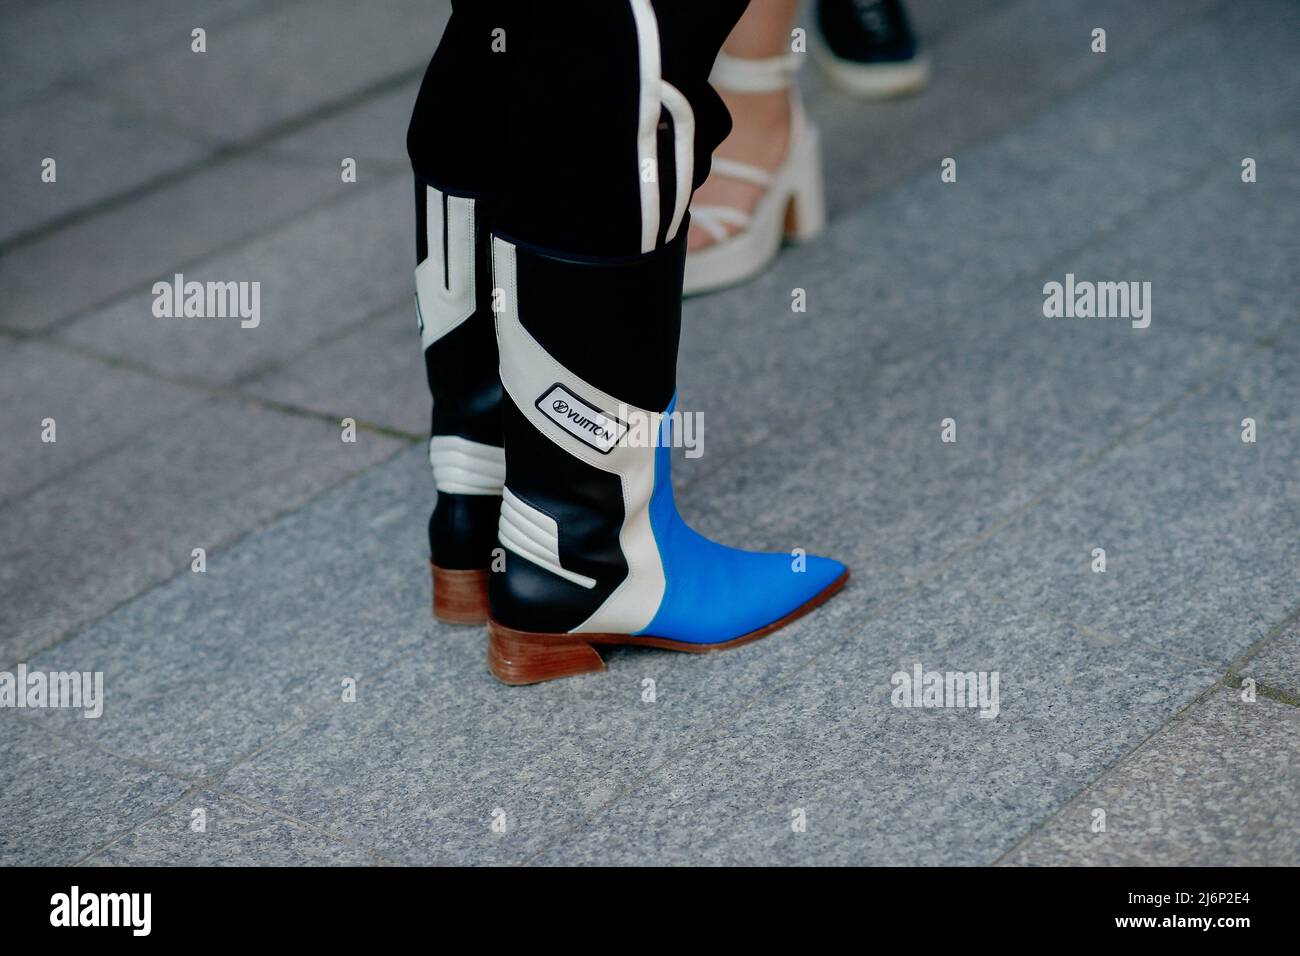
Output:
[485, 228, 849, 683]
[414, 177, 504, 624]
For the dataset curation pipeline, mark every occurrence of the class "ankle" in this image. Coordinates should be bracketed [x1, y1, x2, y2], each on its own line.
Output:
[717, 87, 792, 168]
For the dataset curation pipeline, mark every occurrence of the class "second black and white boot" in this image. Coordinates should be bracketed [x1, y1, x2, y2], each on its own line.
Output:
[415, 178, 504, 624]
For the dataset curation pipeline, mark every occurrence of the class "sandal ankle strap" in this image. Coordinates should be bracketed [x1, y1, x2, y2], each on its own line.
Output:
[710, 51, 802, 93]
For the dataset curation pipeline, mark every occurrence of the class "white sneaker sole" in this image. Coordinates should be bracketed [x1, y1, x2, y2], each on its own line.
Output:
[811, 33, 931, 100]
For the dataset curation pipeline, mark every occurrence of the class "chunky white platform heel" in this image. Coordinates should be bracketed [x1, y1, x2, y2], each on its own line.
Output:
[684, 51, 827, 297]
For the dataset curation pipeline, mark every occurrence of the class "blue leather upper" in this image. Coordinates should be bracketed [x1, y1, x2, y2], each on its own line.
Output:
[638, 398, 846, 644]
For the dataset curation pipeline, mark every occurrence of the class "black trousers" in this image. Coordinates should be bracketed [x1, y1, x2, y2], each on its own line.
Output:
[407, 0, 748, 257]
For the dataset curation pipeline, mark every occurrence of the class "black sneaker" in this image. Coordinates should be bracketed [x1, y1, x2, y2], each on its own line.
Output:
[812, 0, 930, 99]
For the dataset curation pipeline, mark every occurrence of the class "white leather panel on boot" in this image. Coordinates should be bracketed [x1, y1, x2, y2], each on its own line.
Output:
[428, 435, 505, 496]
[415, 185, 476, 350]
[498, 488, 597, 590]
[492, 237, 666, 635]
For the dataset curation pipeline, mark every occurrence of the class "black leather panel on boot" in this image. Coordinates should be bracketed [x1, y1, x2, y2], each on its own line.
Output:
[424, 315, 502, 448]
[428, 494, 502, 570]
[416, 177, 503, 447]
[489, 399, 628, 633]
[416, 175, 504, 567]
[510, 232, 686, 414]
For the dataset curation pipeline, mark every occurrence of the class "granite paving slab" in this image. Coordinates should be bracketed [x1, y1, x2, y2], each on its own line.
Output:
[1001, 688, 1300, 865]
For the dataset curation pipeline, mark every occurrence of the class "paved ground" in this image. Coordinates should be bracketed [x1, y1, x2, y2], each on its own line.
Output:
[1, 0, 1296, 866]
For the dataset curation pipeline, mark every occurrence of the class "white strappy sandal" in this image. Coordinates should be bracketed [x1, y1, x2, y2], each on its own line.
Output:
[684, 51, 827, 297]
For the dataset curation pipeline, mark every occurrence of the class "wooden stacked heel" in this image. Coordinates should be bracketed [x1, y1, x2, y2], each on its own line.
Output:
[487, 619, 607, 685]
[430, 563, 490, 625]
